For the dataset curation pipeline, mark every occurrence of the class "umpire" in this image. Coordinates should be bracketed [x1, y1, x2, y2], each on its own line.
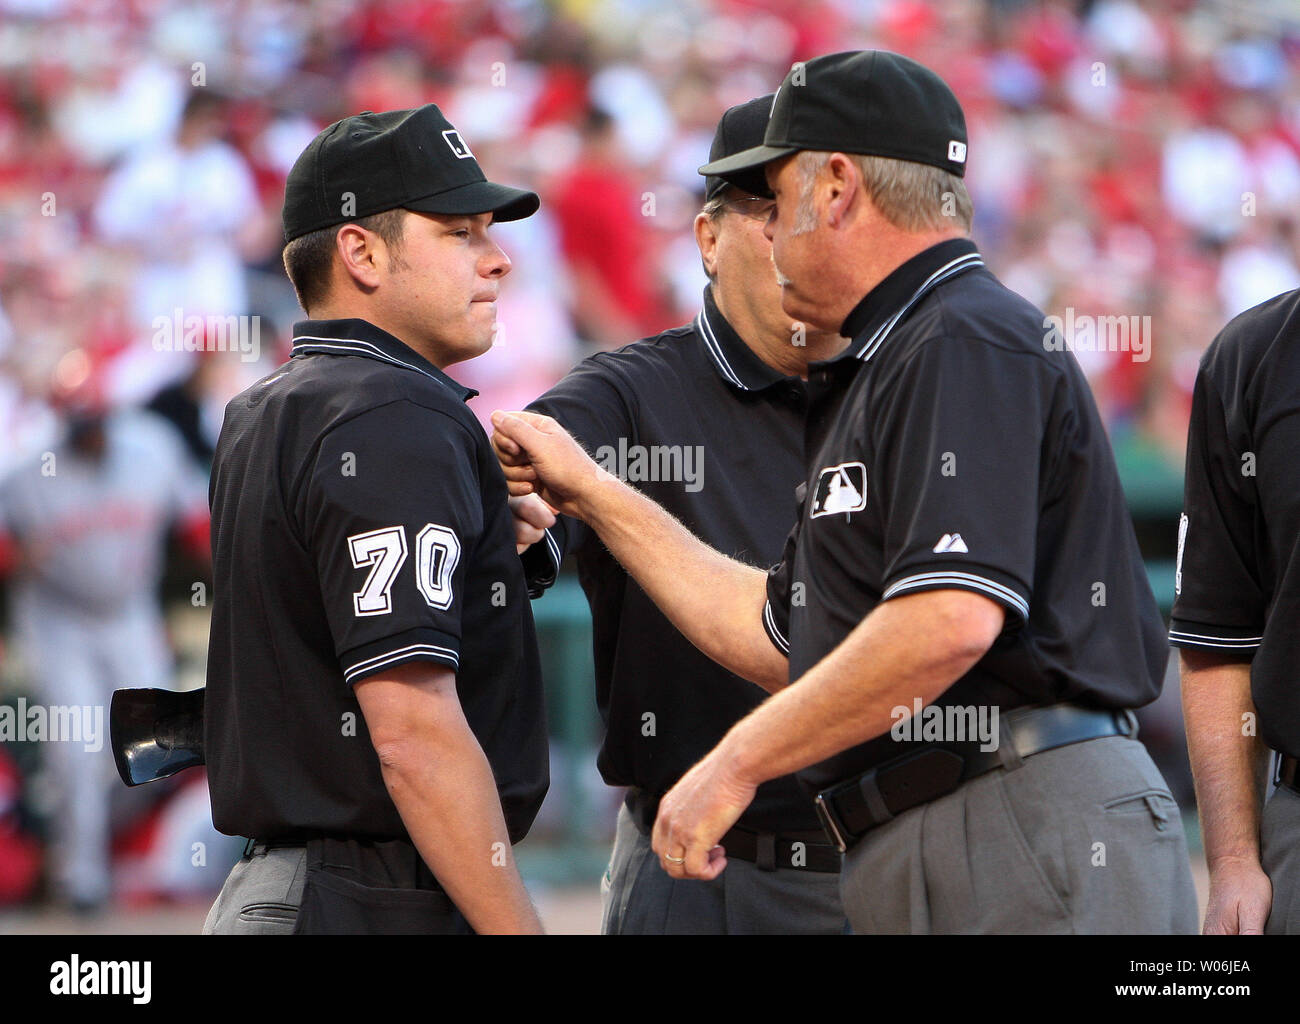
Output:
[509, 96, 848, 934]
[493, 51, 1197, 934]
[202, 105, 548, 934]
[1173, 287, 1300, 934]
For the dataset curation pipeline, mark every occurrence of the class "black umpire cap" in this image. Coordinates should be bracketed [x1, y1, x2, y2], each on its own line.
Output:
[282, 104, 540, 244]
[703, 94, 777, 201]
[699, 50, 968, 187]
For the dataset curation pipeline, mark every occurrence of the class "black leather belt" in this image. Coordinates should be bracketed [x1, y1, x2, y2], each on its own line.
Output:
[625, 790, 840, 873]
[246, 835, 449, 896]
[813, 704, 1139, 854]
[244, 838, 309, 858]
[1276, 754, 1300, 795]
[716, 824, 840, 872]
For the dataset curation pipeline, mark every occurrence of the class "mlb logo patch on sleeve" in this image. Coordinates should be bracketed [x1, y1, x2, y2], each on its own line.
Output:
[810, 462, 867, 518]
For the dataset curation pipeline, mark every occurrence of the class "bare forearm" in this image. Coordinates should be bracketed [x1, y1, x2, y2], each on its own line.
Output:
[1181, 652, 1268, 868]
[492, 408, 785, 688]
[724, 591, 997, 785]
[379, 726, 543, 934]
[648, 591, 1003, 880]
[581, 474, 788, 691]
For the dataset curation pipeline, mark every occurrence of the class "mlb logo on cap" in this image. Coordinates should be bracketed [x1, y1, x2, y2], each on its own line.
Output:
[280, 104, 538, 244]
[443, 129, 474, 160]
[698, 51, 970, 185]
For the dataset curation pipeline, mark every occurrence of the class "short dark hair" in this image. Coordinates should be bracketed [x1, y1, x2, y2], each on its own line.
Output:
[281, 208, 408, 314]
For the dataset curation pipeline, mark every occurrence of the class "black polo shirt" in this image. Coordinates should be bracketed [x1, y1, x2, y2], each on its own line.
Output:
[1169, 288, 1300, 756]
[522, 287, 822, 832]
[206, 318, 548, 844]
[763, 239, 1167, 792]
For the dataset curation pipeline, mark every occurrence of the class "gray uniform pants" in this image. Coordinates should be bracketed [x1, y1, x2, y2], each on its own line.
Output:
[601, 803, 848, 934]
[15, 594, 171, 906]
[203, 847, 307, 934]
[1262, 784, 1300, 934]
[840, 735, 1198, 934]
[203, 841, 469, 934]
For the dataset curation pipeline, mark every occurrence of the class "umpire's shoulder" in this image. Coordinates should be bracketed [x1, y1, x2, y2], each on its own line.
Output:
[938, 268, 1062, 358]
[892, 268, 1068, 377]
[1200, 287, 1300, 397]
[530, 321, 698, 409]
[302, 353, 479, 438]
[580, 322, 699, 386]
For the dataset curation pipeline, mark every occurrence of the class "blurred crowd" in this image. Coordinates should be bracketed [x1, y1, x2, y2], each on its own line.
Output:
[0, 0, 1298, 906]
[0, 0, 1296, 470]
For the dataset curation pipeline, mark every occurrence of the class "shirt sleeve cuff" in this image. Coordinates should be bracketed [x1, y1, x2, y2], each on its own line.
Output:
[881, 564, 1030, 626]
[761, 598, 791, 656]
[520, 526, 562, 599]
[1168, 618, 1263, 656]
[340, 628, 461, 685]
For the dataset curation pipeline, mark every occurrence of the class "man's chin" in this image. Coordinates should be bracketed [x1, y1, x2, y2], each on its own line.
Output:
[778, 285, 813, 323]
[434, 330, 495, 368]
[465, 306, 499, 348]
[780, 289, 838, 335]
[457, 338, 494, 364]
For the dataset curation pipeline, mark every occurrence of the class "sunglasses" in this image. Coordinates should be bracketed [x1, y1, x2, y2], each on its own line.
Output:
[718, 196, 776, 220]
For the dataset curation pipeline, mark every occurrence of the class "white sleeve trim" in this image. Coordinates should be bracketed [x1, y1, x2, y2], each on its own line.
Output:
[762, 598, 790, 655]
[542, 527, 561, 578]
[882, 571, 1030, 621]
[343, 642, 460, 684]
[1168, 628, 1263, 650]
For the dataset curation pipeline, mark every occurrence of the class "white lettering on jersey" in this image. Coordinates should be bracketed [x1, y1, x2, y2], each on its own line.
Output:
[415, 523, 461, 610]
[348, 526, 408, 616]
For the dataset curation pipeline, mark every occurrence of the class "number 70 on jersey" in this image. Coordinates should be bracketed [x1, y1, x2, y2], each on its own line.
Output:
[347, 524, 460, 616]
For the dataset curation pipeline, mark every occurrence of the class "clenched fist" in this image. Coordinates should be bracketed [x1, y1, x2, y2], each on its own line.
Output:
[491, 410, 614, 521]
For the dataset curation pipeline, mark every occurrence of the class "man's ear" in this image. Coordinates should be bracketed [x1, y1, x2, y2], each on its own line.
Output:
[824, 153, 861, 229]
[694, 211, 720, 281]
[335, 223, 382, 290]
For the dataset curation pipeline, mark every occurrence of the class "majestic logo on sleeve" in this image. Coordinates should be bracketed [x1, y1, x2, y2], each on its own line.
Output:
[809, 462, 867, 518]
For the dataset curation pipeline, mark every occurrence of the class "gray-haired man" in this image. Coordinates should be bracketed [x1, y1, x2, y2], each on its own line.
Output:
[504, 95, 850, 934]
[496, 52, 1197, 934]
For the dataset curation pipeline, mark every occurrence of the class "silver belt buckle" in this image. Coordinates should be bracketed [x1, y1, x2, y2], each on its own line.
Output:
[813, 792, 849, 854]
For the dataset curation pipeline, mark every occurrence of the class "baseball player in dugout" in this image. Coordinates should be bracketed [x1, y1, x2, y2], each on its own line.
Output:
[1173, 287, 1300, 935]
[202, 104, 549, 935]
[507, 95, 850, 934]
[493, 50, 1199, 935]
